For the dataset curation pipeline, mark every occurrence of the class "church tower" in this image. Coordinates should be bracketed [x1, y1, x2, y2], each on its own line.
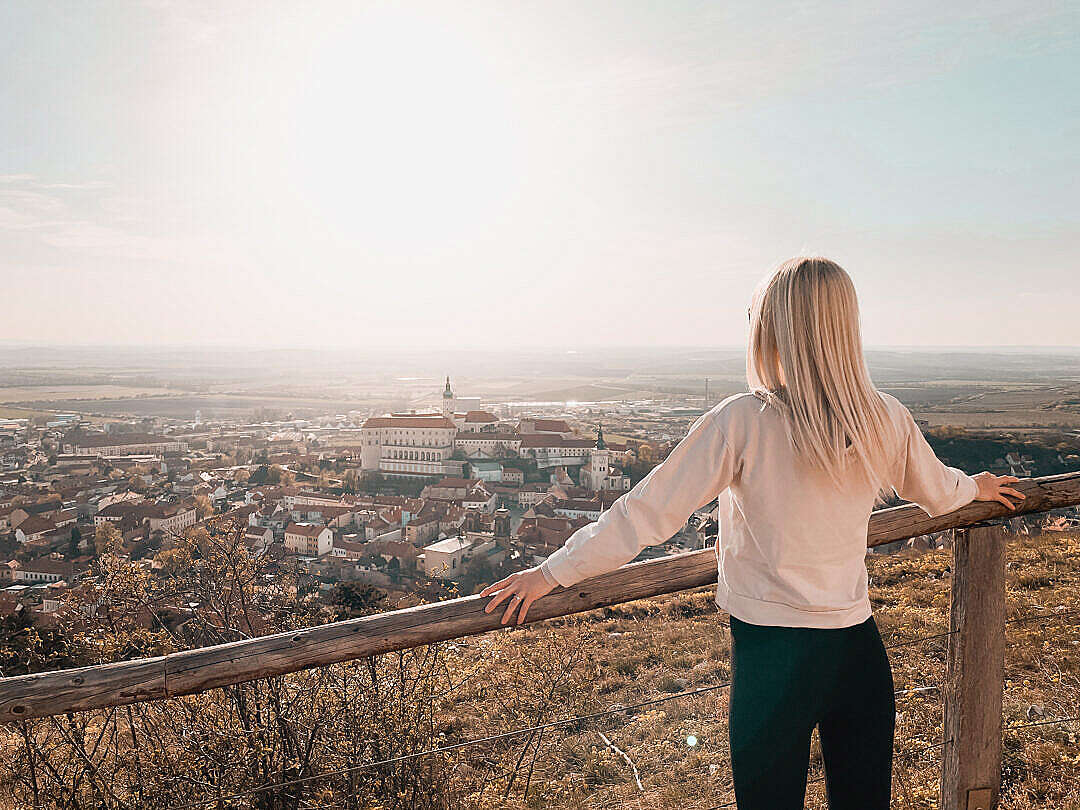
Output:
[441, 375, 456, 418]
[586, 424, 609, 490]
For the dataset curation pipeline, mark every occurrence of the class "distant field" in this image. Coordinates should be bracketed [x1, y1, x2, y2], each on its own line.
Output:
[524, 383, 660, 403]
[916, 410, 1080, 428]
[3, 373, 1080, 430]
[0, 406, 51, 420]
[13, 393, 369, 419]
[0, 385, 174, 403]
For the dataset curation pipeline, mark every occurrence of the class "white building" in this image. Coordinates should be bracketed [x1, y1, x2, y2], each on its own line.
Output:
[460, 410, 499, 433]
[462, 484, 497, 512]
[93, 502, 197, 535]
[331, 537, 369, 561]
[421, 535, 470, 578]
[360, 378, 524, 478]
[244, 527, 274, 552]
[359, 376, 476, 479]
[284, 523, 333, 556]
[579, 425, 631, 492]
[518, 433, 594, 469]
[553, 499, 604, 520]
[518, 484, 551, 508]
[63, 433, 189, 457]
[145, 504, 199, 534]
[454, 432, 521, 458]
[421, 532, 502, 580]
[360, 411, 459, 478]
[12, 556, 73, 583]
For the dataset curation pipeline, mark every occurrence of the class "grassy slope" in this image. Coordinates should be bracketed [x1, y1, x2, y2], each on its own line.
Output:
[438, 530, 1080, 809]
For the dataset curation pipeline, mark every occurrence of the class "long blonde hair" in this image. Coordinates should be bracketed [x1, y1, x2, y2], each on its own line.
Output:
[747, 257, 897, 499]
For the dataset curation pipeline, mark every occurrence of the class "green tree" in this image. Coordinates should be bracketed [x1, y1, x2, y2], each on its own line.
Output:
[461, 555, 494, 594]
[327, 582, 386, 618]
[342, 469, 360, 494]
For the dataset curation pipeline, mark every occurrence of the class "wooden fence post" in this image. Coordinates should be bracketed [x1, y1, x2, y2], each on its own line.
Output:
[940, 524, 1006, 810]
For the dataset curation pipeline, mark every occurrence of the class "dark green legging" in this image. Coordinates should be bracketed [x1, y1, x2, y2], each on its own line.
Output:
[728, 614, 895, 809]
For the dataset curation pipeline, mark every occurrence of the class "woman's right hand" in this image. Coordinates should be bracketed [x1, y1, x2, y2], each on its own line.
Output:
[479, 567, 555, 625]
[972, 472, 1026, 510]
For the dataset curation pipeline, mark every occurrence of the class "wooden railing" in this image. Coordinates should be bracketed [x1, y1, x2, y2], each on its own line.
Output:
[2, 471, 1080, 810]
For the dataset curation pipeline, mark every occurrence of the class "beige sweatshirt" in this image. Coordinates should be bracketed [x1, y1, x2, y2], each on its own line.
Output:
[539, 390, 978, 628]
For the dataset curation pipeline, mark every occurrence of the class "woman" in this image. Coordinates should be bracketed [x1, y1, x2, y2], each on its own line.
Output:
[481, 257, 1025, 809]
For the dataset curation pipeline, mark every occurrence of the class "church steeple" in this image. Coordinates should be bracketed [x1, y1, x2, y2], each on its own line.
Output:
[595, 423, 606, 450]
[441, 375, 456, 418]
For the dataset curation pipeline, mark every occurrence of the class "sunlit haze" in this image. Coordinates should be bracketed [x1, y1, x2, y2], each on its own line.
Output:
[1, 1, 1077, 348]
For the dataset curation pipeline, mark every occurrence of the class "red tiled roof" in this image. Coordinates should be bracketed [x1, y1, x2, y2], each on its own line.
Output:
[17, 515, 56, 534]
[285, 523, 329, 538]
[363, 414, 457, 429]
[433, 477, 481, 488]
[531, 419, 571, 432]
[20, 556, 74, 577]
[555, 498, 603, 511]
[333, 538, 368, 553]
[67, 432, 177, 448]
[518, 434, 593, 448]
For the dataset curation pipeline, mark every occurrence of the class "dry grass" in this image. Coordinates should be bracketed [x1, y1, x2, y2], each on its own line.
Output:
[2, 530, 1077, 808]
[435, 530, 1080, 809]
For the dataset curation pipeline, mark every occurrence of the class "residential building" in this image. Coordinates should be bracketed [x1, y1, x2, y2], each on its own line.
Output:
[15, 515, 57, 544]
[284, 523, 333, 557]
[420, 532, 504, 580]
[62, 432, 189, 457]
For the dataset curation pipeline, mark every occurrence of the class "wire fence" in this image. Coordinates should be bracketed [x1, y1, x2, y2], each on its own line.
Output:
[158, 602, 1080, 810]
[9, 515, 1077, 810]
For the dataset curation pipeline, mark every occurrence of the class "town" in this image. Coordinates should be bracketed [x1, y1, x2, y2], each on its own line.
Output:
[2, 373, 1079, 643]
[0, 377, 729, 635]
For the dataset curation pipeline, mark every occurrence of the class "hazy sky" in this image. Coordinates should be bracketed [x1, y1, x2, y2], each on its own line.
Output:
[1, 1, 1077, 348]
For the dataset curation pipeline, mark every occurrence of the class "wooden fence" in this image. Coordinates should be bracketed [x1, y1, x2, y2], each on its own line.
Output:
[2, 470, 1080, 810]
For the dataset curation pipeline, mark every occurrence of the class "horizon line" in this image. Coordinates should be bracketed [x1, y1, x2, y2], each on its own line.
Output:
[0, 341, 1078, 354]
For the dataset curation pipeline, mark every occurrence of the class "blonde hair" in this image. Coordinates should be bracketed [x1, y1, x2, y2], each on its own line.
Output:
[747, 257, 897, 500]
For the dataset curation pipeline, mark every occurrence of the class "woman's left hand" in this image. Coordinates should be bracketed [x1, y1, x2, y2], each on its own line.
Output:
[479, 567, 555, 625]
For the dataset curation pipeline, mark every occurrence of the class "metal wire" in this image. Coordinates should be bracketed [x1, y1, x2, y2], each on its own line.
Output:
[1006, 607, 1080, 628]
[700, 739, 950, 810]
[880, 604, 1080, 651]
[157, 598, 1080, 808]
[1007, 714, 1080, 731]
[167, 611, 1062, 809]
[171, 679, 733, 809]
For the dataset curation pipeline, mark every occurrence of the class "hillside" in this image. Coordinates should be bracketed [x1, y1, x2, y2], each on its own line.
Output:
[2, 529, 1079, 809]
[421, 528, 1080, 810]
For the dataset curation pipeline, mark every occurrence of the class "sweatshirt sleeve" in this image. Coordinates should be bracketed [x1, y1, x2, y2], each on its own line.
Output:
[890, 402, 978, 518]
[540, 409, 736, 588]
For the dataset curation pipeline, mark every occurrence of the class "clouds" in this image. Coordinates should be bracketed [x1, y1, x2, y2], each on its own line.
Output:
[0, 174, 176, 263]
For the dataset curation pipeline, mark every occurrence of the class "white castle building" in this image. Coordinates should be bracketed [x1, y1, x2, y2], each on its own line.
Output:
[360, 379, 630, 487]
[360, 377, 490, 479]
